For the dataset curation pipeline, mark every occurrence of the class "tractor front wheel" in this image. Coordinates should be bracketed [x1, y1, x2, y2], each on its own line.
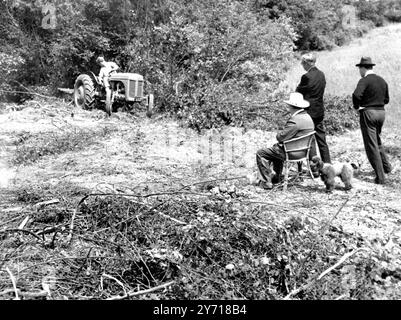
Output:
[146, 94, 154, 118]
[105, 90, 114, 116]
[74, 74, 95, 110]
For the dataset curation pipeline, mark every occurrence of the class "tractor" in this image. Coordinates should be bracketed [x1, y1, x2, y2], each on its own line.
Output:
[73, 71, 154, 116]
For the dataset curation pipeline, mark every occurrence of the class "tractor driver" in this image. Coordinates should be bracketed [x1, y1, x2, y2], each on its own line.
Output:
[96, 56, 119, 113]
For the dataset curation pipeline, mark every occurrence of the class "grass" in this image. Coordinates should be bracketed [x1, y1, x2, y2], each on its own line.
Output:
[281, 23, 401, 130]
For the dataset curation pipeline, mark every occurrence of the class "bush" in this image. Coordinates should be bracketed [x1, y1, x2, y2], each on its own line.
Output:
[384, 0, 401, 22]
[0, 52, 25, 101]
[324, 94, 359, 135]
[163, 5, 297, 131]
[355, 0, 385, 27]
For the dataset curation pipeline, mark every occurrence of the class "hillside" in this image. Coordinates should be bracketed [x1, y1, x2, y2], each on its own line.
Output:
[281, 23, 401, 129]
[0, 24, 401, 300]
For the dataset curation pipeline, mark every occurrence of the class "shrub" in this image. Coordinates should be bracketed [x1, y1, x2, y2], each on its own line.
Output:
[324, 94, 359, 135]
[164, 4, 297, 131]
[355, 0, 385, 27]
[384, 0, 401, 22]
[0, 52, 25, 101]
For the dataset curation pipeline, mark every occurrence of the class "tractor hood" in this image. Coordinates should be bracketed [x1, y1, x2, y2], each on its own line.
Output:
[109, 73, 144, 81]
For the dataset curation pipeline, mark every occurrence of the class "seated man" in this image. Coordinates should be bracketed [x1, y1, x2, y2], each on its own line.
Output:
[96, 56, 120, 112]
[256, 92, 315, 189]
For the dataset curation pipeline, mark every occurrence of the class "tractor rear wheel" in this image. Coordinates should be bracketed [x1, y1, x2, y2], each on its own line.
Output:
[74, 74, 95, 110]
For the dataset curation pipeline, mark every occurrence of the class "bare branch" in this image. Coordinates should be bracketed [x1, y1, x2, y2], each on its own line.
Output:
[106, 280, 175, 300]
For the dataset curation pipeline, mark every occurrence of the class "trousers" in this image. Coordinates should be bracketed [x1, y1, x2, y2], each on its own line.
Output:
[359, 109, 392, 183]
[256, 144, 285, 182]
[309, 116, 331, 163]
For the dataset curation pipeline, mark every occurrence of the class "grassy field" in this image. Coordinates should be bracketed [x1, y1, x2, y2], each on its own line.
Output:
[281, 23, 401, 130]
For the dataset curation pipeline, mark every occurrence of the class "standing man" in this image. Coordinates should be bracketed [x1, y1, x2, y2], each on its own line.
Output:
[96, 56, 119, 114]
[256, 92, 315, 189]
[352, 57, 392, 184]
[296, 53, 331, 165]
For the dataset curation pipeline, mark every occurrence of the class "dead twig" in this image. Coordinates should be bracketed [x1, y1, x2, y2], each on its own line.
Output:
[101, 273, 128, 297]
[6, 268, 19, 300]
[0, 215, 23, 228]
[66, 194, 88, 245]
[0, 288, 48, 298]
[18, 216, 30, 230]
[106, 280, 175, 300]
[0, 228, 43, 241]
[284, 247, 368, 300]
[34, 199, 60, 209]
[155, 209, 186, 225]
[177, 176, 247, 191]
[317, 248, 368, 280]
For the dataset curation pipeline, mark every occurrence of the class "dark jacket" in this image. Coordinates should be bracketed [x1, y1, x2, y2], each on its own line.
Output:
[296, 66, 326, 119]
[276, 109, 315, 145]
[352, 73, 389, 109]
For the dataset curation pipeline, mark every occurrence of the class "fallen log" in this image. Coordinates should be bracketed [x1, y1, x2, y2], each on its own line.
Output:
[57, 88, 74, 95]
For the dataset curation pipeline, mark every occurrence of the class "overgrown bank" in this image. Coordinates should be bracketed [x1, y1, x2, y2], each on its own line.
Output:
[1, 0, 399, 132]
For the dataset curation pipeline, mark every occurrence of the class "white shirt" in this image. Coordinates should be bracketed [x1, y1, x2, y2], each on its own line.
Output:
[364, 69, 375, 77]
[99, 61, 119, 80]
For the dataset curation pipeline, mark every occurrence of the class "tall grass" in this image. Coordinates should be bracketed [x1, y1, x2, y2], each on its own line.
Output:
[281, 23, 401, 130]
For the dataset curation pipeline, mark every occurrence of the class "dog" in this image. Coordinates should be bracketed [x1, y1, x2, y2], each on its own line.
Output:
[310, 156, 360, 192]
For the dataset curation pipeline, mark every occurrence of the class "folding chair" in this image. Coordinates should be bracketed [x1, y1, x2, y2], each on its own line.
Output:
[282, 131, 316, 191]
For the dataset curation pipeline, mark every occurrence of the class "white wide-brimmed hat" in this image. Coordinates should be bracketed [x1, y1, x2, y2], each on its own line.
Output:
[284, 92, 310, 109]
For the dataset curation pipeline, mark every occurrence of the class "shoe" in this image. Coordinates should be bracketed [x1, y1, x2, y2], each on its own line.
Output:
[384, 165, 392, 174]
[272, 174, 284, 184]
[374, 177, 386, 185]
[258, 181, 273, 190]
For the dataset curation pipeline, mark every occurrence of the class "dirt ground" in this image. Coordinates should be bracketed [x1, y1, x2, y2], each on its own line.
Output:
[0, 101, 400, 299]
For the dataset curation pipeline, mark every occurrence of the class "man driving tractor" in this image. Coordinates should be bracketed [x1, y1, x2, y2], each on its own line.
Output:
[96, 56, 119, 112]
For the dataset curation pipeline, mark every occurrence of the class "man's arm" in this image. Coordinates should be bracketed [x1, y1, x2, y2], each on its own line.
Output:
[384, 82, 389, 105]
[276, 119, 298, 144]
[99, 68, 105, 79]
[352, 78, 367, 109]
[296, 74, 309, 95]
[110, 62, 119, 72]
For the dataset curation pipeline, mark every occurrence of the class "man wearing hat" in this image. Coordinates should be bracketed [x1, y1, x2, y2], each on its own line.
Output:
[296, 53, 331, 165]
[353, 57, 392, 184]
[256, 92, 315, 189]
[96, 56, 119, 113]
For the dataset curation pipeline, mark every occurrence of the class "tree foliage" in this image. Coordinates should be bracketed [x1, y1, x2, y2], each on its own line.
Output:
[0, 0, 391, 130]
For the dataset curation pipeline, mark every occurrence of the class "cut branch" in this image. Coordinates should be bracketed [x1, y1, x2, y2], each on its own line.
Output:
[106, 280, 175, 300]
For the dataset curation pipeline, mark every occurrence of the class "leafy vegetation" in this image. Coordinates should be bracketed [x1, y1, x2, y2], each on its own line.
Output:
[324, 95, 359, 135]
[0, 0, 394, 132]
[2, 189, 400, 300]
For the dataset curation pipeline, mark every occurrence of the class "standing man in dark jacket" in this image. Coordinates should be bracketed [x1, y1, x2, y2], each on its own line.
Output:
[352, 57, 392, 184]
[296, 53, 331, 164]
